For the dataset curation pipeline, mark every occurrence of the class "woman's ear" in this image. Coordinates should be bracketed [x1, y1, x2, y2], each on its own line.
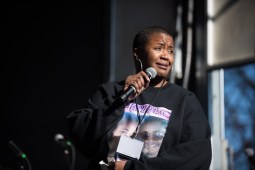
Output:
[133, 48, 143, 72]
[133, 48, 139, 59]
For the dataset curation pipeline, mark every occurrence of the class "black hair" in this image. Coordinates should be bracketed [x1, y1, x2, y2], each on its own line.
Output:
[132, 26, 173, 51]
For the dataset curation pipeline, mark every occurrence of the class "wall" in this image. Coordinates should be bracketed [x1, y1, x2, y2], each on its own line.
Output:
[108, 0, 177, 82]
[3, 2, 104, 170]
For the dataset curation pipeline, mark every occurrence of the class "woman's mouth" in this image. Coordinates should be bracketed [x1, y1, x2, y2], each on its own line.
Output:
[156, 63, 169, 70]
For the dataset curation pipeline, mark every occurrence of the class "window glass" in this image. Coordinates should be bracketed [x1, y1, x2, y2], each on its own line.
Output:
[224, 63, 255, 170]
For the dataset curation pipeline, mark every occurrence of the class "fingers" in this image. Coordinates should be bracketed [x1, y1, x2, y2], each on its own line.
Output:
[132, 75, 144, 93]
[125, 76, 142, 93]
[124, 71, 150, 97]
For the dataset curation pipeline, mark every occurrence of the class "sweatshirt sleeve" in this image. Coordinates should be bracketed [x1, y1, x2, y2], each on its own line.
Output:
[124, 93, 212, 170]
[66, 83, 124, 159]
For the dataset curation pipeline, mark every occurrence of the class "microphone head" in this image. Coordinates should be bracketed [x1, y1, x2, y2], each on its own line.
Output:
[54, 133, 65, 143]
[146, 67, 157, 79]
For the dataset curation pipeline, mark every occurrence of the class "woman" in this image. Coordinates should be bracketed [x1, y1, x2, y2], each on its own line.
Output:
[67, 26, 212, 170]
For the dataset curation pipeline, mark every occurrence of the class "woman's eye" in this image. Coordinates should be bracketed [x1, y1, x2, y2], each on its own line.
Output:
[168, 50, 174, 54]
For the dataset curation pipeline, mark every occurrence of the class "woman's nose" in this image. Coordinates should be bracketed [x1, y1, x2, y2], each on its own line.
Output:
[160, 53, 169, 60]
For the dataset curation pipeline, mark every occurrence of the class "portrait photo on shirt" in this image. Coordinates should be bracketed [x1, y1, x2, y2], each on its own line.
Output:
[107, 102, 172, 159]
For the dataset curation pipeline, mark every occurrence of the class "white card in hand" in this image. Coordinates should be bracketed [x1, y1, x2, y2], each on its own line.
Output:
[116, 135, 144, 159]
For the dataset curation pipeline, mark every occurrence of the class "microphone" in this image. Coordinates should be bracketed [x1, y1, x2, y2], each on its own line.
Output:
[118, 67, 157, 103]
[54, 133, 72, 149]
[8, 140, 32, 170]
[54, 133, 76, 170]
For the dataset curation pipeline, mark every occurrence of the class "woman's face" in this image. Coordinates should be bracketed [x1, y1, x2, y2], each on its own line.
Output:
[140, 33, 174, 79]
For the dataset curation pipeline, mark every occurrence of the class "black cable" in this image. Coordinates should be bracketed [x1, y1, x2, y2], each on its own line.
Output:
[131, 79, 165, 138]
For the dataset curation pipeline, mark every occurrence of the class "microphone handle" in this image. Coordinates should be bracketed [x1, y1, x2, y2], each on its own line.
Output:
[118, 86, 136, 103]
[117, 68, 155, 103]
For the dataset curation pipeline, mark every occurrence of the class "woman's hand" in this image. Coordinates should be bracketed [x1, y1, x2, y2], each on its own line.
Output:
[114, 160, 127, 170]
[124, 71, 150, 101]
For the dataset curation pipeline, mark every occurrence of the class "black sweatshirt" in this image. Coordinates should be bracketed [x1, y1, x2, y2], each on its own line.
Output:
[66, 81, 212, 170]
